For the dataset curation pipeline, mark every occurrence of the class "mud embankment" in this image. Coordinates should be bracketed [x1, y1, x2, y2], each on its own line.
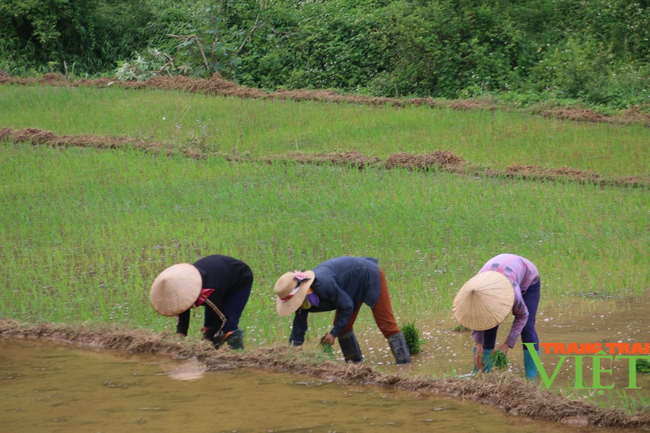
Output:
[2, 127, 648, 189]
[0, 319, 648, 429]
[1, 73, 650, 126]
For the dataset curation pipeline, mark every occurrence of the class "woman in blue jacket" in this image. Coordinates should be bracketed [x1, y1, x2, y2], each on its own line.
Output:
[274, 256, 410, 364]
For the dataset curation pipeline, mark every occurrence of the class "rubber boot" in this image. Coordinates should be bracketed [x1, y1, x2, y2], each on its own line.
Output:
[225, 328, 245, 350]
[338, 330, 363, 363]
[387, 333, 411, 364]
[207, 331, 225, 349]
[523, 349, 539, 380]
[472, 348, 493, 372]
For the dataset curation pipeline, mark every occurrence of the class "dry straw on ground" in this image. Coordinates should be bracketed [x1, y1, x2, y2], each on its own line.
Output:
[2, 127, 648, 189]
[1, 73, 650, 126]
[1, 319, 649, 429]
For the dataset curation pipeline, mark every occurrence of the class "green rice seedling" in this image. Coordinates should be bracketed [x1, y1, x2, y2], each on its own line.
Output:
[452, 324, 471, 333]
[636, 358, 650, 374]
[491, 350, 508, 371]
[1, 142, 649, 350]
[559, 381, 650, 415]
[3, 83, 650, 409]
[321, 342, 334, 356]
[402, 322, 423, 355]
[1, 85, 649, 178]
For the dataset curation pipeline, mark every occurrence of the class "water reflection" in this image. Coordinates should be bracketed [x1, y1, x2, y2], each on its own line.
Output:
[0, 339, 634, 432]
[350, 299, 650, 389]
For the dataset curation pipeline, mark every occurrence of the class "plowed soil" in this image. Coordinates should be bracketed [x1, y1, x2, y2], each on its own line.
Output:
[2, 127, 648, 188]
[1, 73, 650, 126]
[0, 319, 648, 429]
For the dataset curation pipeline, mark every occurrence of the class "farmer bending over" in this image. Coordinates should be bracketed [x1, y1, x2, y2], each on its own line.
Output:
[149, 254, 253, 350]
[452, 253, 540, 380]
[273, 256, 411, 364]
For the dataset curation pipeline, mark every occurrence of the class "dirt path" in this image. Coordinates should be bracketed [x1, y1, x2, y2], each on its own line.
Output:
[1, 73, 649, 127]
[0, 319, 647, 429]
[2, 127, 648, 189]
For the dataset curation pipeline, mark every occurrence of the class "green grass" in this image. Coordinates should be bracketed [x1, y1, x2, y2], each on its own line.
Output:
[2, 83, 649, 413]
[1, 85, 649, 177]
[559, 380, 650, 414]
[1, 142, 648, 347]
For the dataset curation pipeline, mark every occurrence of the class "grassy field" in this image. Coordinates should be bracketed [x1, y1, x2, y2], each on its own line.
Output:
[1, 85, 649, 177]
[1, 82, 650, 421]
[1, 108, 648, 348]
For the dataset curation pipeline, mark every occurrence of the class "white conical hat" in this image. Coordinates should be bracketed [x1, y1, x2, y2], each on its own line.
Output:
[452, 271, 514, 331]
[150, 263, 202, 317]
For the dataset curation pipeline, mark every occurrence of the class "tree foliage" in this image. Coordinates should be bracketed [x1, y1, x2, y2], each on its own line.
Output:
[0, 0, 156, 74]
[1, 0, 649, 107]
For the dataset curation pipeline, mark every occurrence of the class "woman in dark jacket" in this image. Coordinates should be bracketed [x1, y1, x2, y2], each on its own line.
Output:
[273, 256, 410, 364]
[150, 255, 253, 349]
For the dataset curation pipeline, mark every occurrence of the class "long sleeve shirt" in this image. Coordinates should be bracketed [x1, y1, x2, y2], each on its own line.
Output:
[472, 254, 540, 348]
[176, 255, 253, 339]
[290, 256, 381, 344]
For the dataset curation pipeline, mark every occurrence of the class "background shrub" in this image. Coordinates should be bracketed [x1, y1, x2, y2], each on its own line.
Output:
[1, 0, 649, 107]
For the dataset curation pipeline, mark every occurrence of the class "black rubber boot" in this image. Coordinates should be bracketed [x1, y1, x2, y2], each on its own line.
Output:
[225, 328, 245, 350]
[388, 333, 411, 364]
[209, 332, 224, 349]
[338, 330, 363, 363]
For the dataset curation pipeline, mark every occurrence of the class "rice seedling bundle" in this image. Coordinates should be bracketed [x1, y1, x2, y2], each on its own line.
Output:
[492, 350, 508, 370]
[322, 342, 334, 356]
[636, 358, 650, 374]
[452, 324, 471, 333]
[402, 322, 423, 355]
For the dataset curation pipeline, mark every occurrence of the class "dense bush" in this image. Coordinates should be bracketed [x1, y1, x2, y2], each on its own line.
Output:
[1, 0, 649, 107]
[0, 0, 158, 75]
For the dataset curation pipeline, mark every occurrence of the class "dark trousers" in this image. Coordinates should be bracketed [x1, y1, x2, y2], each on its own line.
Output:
[205, 285, 252, 334]
[483, 279, 540, 352]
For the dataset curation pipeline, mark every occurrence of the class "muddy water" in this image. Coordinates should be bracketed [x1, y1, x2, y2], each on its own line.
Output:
[350, 298, 650, 398]
[0, 339, 632, 433]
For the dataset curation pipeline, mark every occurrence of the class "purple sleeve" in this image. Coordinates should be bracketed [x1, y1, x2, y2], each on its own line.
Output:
[472, 330, 484, 345]
[505, 286, 528, 347]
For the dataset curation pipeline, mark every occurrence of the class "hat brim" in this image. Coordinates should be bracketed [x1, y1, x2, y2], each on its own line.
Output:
[150, 263, 202, 317]
[275, 270, 315, 316]
[452, 271, 514, 331]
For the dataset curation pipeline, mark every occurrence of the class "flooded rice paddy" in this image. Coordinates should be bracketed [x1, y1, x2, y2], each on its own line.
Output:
[0, 338, 643, 433]
[350, 298, 650, 396]
[2, 297, 650, 432]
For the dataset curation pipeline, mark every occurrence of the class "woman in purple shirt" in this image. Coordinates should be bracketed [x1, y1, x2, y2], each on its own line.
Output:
[453, 254, 540, 379]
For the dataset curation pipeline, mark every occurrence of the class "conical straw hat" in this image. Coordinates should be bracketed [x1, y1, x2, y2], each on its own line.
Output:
[274, 270, 315, 316]
[452, 271, 514, 331]
[150, 263, 202, 316]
